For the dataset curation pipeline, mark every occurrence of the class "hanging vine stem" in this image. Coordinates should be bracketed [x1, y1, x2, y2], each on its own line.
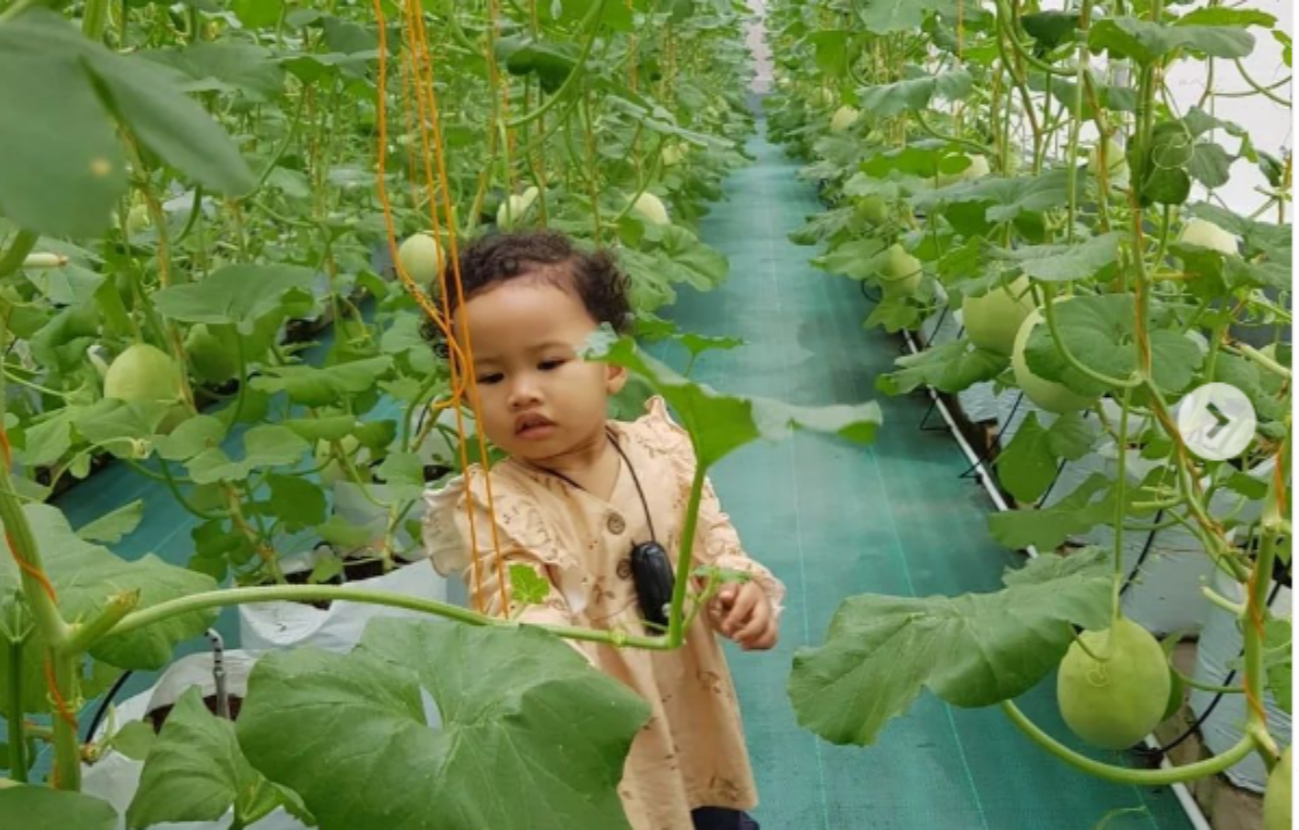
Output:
[505, 0, 609, 129]
[1111, 386, 1131, 621]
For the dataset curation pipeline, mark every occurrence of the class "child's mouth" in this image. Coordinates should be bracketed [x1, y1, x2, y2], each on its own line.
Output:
[514, 416, 556, 439]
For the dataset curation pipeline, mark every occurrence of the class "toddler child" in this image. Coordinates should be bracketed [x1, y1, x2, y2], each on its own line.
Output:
[423, 230, 784, 830]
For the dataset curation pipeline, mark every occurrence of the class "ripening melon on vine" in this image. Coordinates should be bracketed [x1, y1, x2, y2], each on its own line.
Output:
[830, 106, 859, 133]
[878, 243, 923, 298]
[1179, 218, 1239, 256]
[855, 194, 889, 226]
[1263, 746, 1291, 830]
[397, 232, 446, 284]
[661, 143, 689, 167]
[496, 186, 540, 230]
[1010, 306, 1099, 414]
[184, 324, 240, 384]
[961, 276, 1035, 356]
[1056, 616, 1170, 750]
[1088, 136, 1130, 190]
[105, 343, 183, 405]
[630, 192, 671, 226]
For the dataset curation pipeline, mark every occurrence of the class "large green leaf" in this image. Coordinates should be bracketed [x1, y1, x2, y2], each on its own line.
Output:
[851, 0, 960, 34]
[998, 232, 1122, 282]
[988, 473, 1118, 550]
[0, 788, 118, 830]
[654, 225, 729, 290]
[237, 620, 650, 830]
[1088, 18, 1255, 64]
[788, 548, 1112, 746]
[185, 425, 309, 485]
[0, 505, 217, 717]
[994, 412, 1096, 503]
[857, 70, 972, 118]
[876, 340, 1007, 395]
[129, 687, 304, 830]
[76, 500, 145, 545]
[141, 42, 286, 102]
[909, 168, 1076, 223]
[813, 238, 889, 280]
[0, 13, 127, 236]
[1025, 295, 1203, 395]
[153, 264, 317, 334]
[586, 332, 881, 468]
[250, 356, 394, 408]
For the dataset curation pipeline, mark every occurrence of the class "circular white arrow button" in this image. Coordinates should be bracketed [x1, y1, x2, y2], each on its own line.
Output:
[1176, 383, 1257, 462]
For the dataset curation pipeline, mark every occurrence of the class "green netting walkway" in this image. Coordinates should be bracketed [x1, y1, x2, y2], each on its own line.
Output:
[653, 128, 1198, 830]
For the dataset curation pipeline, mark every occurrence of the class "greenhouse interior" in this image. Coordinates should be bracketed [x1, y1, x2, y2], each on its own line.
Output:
[0, 0, 1293, 828]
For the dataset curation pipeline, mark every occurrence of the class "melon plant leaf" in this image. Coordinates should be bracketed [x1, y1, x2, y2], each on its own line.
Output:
[0, 11, 128, 236]
[813, 238, 889, 280]
[862, 143, 969, 179]
[128, 687, 306, 830]
[586, 332, 881, 468]
[281, 415, 358, 443]
[655, 225, 729, 290]
[264, 474, 328, 532]
[1214, 354, 1288, 423]
[0, 505, 216, 716]
[141, 42, 286, 102]
[237, 620, 650, 830]
[232, 0, 284, 28]
[186, 425, 309, 484]
[851, 0, 959, 34]
[999, 232, 1122, 282]
[988, 473, 1118, 550]
[373, 451, 428, 502]
[789, 547, 1112, 745]
[153, 264, 317, 334]
[76, 499, 145, 545]
[994, 412, 1095, 503]
[676, 332, 745, 360]
[1021, 11, 1081, 49]
[22, 411, 75, 468]
[73, 400, 174, 452]
[250, 356, 394, 408]
[1088, 18, 1255, 64]
[1174, 7, 1275, 29]
[1264, 618, 1292, 715]
[807, 30, 850, 75]
[500, 38, 579, 92]
[152, 415, 227, 462]
[876, 340, 1007, 396]
[865, 294, 926, 334]
[857, 70, 973, 118]
[910, 168, 1075, 223]
[1188, 204, 1291, 264]
[509, 563, 552, 607]
[1187, 142, 1233, 189]
[0, 788, 118, 830]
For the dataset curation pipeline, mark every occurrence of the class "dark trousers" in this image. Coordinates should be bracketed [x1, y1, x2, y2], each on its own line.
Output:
[691, 807, 761, 830]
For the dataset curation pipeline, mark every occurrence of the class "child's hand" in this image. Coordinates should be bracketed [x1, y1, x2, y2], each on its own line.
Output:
[708, 582, 779, 651]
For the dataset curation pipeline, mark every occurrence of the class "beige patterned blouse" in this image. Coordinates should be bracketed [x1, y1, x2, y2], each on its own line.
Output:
[422, 396, 786, 830]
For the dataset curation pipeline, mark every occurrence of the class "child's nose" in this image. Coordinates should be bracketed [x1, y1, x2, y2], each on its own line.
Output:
[508, 375, 542, 408]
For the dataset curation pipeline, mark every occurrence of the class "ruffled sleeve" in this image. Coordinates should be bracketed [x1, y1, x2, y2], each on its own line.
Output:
[635, 397, 787, 620]
[422, 467, 579, 628]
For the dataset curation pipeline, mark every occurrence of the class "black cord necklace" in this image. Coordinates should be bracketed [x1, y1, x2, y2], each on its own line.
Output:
[524, 429, 675, 629]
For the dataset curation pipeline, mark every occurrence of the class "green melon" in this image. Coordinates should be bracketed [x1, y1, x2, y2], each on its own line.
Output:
[104, 344, 183, 405]
[961, 276, 1035, 356]
[1057, 617, 1170, 750]
[1088, 137, 1130, 190]
[1179, 218, 1239, 256]
[397, 232, 446, 283]
[879, 243, 922, 298]
[830, 105, 860, 133]
[1264, 746, 1292, 830]
[631, 192, 670, 226]
[1011, 306, 1098, 414]
[495, 186, 540, 230]
[184, 324, 240, 384]
[856, 194, 889, 226]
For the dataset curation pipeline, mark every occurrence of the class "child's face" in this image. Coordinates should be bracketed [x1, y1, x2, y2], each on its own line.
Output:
[456, 275, 627, 463]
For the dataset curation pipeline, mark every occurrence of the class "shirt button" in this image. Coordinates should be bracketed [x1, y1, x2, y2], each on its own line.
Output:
[606, 513, 626, 535]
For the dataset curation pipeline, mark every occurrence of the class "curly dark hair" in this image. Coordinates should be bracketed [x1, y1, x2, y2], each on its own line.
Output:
[419, 230, 633, 352]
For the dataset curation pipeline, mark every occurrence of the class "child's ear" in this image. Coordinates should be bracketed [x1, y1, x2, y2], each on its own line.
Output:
[605, 363, 628, 394]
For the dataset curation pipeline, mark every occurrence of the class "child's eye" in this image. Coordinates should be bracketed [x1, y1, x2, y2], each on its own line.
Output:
[477, 372, 504, 385]
[538, 359, 566, 371]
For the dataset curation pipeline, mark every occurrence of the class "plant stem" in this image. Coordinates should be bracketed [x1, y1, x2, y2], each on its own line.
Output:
[6, 637, 25, 783]
[1001, 700, 1256, 785]
[667, 461, 707, 647]
[1112, 387, 1131, 621]
[104, 583, 674, 651]
[0, 230, 37, 279]
[49, 652, 80, 790]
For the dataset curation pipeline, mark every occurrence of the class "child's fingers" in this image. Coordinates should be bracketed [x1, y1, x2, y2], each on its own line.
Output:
[739, 619, 779, 651]
[732, 598, 771, 644]
[722, 585, 761, 635]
